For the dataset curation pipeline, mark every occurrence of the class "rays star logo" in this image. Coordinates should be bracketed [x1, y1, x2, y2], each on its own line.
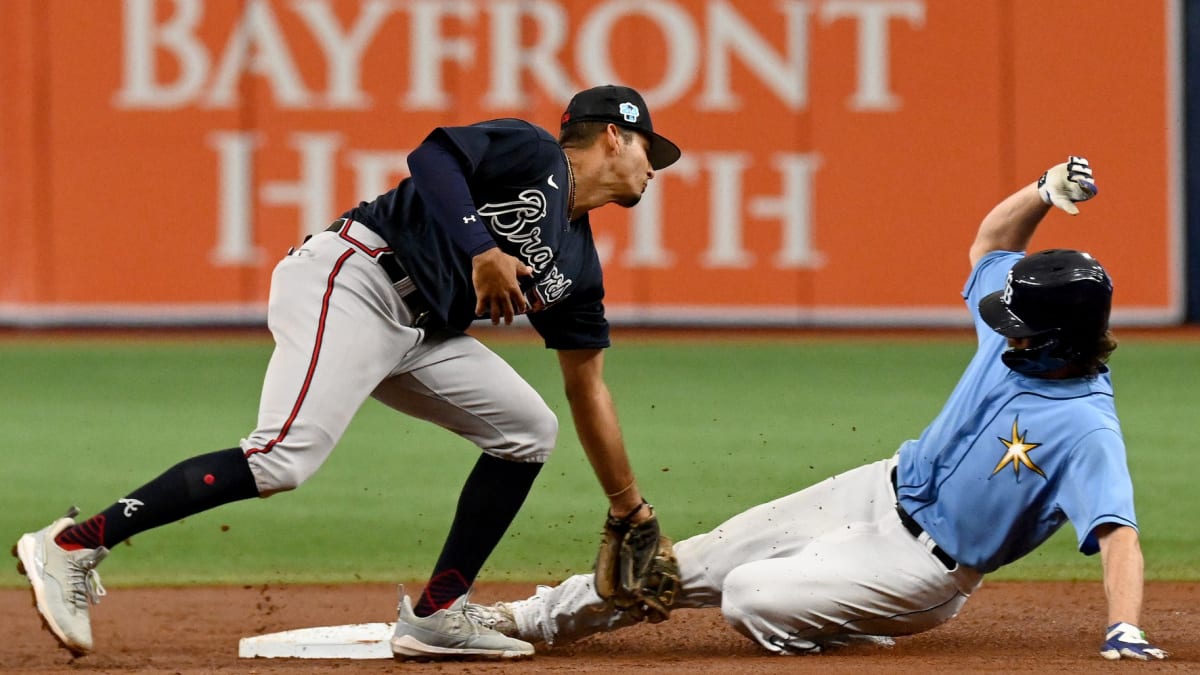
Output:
[991, 417, 1045, 478]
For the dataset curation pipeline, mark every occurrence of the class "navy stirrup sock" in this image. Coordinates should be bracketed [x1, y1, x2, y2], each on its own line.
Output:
[414, 453, 543, 616]
[56, 448, 260, 550]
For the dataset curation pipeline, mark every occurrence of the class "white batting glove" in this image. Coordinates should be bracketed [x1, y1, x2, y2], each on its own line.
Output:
[1037, 156, 1097, 215]
[1099, 622, 1168, 661]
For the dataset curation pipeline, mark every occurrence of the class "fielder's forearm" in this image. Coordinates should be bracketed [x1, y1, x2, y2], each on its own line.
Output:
[557, 350, 647, 520]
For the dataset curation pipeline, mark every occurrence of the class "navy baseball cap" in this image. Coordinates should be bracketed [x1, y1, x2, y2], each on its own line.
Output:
[979, 249, 1113, 341]
[561, 85, 681, 170]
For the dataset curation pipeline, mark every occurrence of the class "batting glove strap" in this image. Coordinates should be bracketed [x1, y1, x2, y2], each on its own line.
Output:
[1037, 155, 1097, 215]
[1099, 622, 1168, 661]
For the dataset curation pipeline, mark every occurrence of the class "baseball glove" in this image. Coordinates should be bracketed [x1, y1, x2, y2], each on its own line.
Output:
[593, 503, 680, 623]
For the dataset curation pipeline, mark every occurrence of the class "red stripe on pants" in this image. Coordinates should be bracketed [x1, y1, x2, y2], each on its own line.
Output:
[245, 248, 356, 457]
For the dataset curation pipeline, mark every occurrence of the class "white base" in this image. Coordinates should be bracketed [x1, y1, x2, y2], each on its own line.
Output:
[238, 622, 396, 659]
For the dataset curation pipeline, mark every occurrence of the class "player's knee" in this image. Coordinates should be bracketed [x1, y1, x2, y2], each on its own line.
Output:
[720, 567, 765, 625]
[490, 404, 557, 462]
[257, 464, 314, 494]
[721, 567, 825, 653]
[527, 406, 558, 456]
[720, 566, 792, 636]
[242, 437, 333, 495]
[721, 596, 776, 651]
[245, 457, 317, 495]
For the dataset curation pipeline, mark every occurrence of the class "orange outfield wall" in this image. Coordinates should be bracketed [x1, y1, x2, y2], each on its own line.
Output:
[0, 0, 1182, 326]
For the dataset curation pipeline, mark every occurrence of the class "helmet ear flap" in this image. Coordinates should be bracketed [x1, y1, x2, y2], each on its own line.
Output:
[1001, 335, 1071, 375]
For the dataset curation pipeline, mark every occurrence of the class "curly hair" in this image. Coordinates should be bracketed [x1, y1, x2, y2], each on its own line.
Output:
[1068, 330, 1118, 377]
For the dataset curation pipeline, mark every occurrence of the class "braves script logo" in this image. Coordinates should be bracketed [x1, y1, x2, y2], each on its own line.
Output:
[119, 497, 145, 517]
[478, 189, 572, 306]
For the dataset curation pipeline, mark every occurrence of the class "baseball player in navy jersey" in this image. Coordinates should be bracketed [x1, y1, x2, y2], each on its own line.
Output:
[13, 84, 681, 660]
[467, 156, 1167, 661]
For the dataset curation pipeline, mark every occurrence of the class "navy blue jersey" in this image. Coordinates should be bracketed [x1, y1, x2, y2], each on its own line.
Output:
[344, 119, 610, 350]
[893, 251, 1136, 573]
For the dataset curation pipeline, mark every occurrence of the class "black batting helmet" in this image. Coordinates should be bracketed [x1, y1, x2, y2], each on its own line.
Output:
[979, 249, 1113, 375]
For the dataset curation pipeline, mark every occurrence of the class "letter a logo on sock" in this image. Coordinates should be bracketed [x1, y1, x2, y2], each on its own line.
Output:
[119, 498, 145, 517]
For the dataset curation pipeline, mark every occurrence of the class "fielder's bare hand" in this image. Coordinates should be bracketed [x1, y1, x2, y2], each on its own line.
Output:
[472, 248, 533, 324]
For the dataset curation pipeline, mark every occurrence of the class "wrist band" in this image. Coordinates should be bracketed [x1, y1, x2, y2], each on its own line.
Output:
[605, 480, 636, 498]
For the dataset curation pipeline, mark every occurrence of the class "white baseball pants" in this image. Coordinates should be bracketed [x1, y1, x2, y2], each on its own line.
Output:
[508, 456, 983, 653]
[239, 222, 556, 495]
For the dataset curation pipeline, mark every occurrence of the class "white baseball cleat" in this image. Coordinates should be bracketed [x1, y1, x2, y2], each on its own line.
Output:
[13, 506, 109, 656]
[390, 588, 533, 660]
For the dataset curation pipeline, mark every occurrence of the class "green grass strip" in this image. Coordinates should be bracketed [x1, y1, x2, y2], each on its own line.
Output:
[1, 333, 1193, 586]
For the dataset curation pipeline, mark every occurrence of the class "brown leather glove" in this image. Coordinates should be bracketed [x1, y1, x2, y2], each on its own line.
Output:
[593, 503, 680, 623]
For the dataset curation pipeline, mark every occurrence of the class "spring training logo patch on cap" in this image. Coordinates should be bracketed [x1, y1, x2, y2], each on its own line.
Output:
[619, 102, 640, 123]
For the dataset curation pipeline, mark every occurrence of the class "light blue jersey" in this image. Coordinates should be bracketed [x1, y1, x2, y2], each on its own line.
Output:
[894, 251, 1136, 573]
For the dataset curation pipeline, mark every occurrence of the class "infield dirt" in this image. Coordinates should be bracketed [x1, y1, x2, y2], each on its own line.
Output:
[2, 581, 1196, 673]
